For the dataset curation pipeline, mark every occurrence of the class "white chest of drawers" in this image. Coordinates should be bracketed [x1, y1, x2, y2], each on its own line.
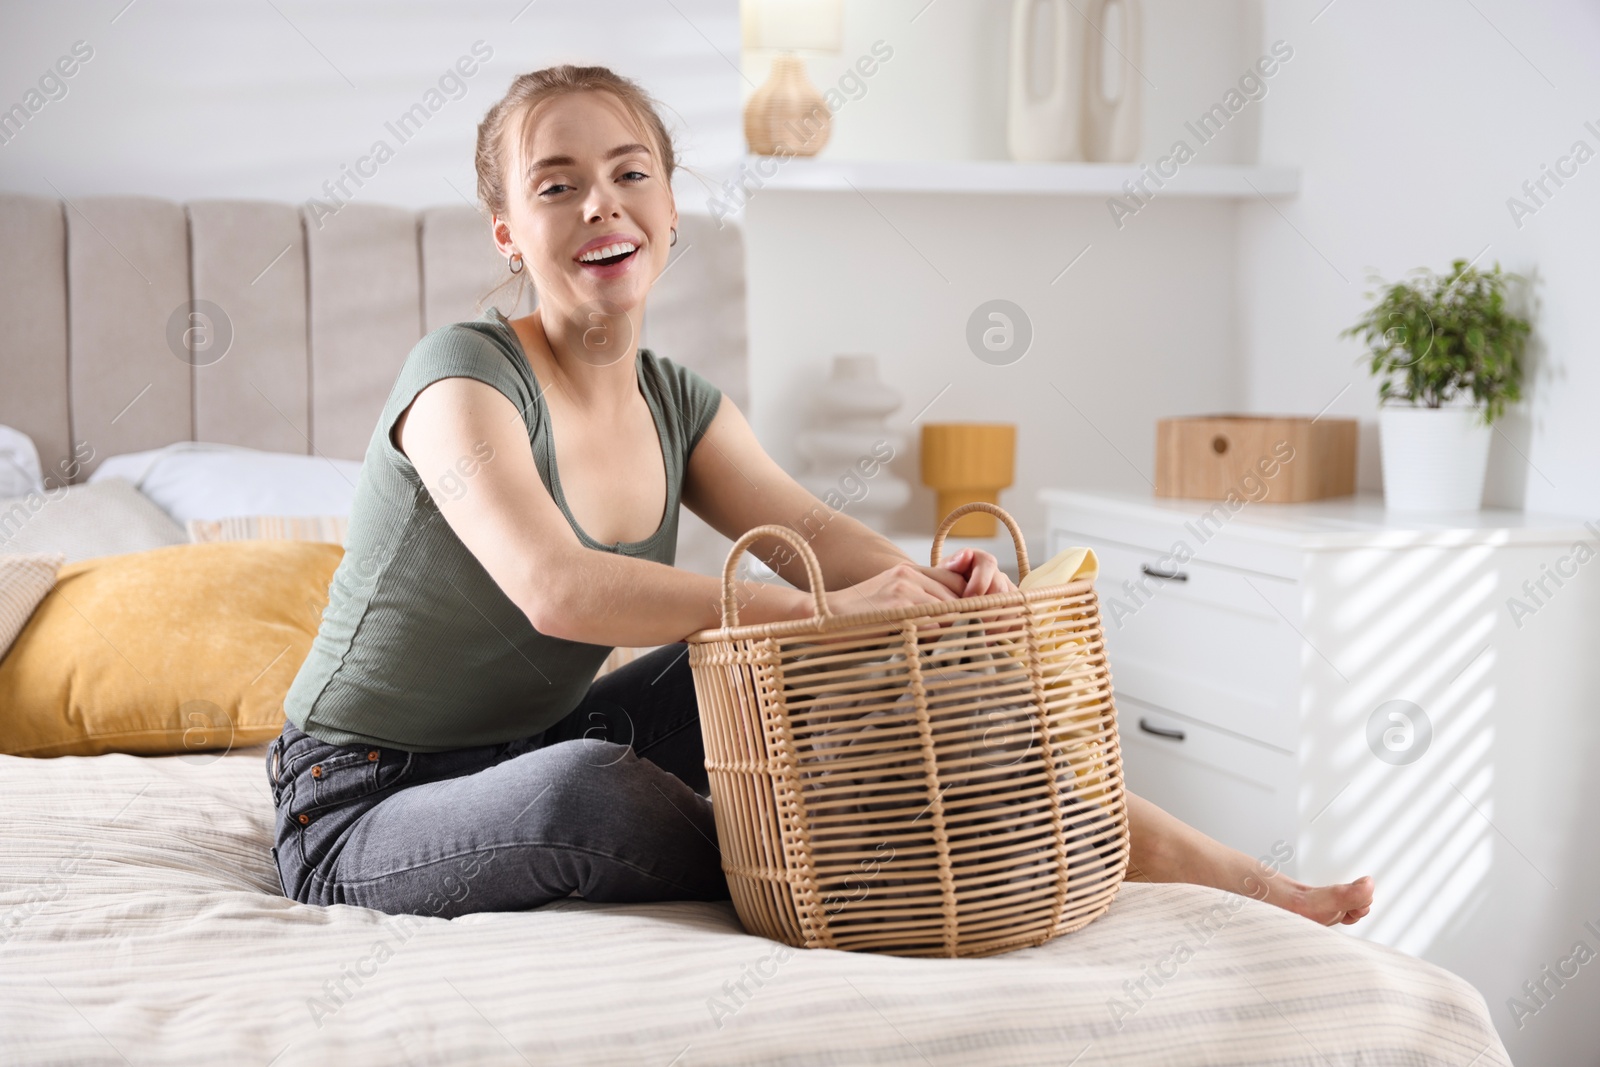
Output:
[1039, 487, 1600, 1059]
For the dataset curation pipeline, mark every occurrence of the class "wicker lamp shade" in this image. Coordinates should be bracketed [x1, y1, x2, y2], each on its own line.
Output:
[685, 502, 1130, 958]
[744, 55, 832, 156]
[741, 0, 842, 156]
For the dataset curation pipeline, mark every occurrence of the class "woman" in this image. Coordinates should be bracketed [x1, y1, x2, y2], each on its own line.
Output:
[267, 64, 1374, 928]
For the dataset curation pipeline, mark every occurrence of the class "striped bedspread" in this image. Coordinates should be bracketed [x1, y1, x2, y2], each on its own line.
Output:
[0, 745, 1508, 1066]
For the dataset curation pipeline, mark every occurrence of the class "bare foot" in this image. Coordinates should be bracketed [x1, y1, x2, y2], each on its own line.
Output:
[1254, 871, 1376, 926]
[1124, 793, 1376, 927]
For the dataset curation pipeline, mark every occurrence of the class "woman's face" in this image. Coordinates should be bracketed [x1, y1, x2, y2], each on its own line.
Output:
[493, 91, 676, 363]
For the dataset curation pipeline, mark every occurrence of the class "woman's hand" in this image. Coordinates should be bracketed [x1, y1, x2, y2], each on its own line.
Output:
[920, 547, 1024, 645]
[821, 560, 965, 620]
[803, 551, 1018, 648]
[919, 547, 1017, 598]
[794, 559, 964, 647]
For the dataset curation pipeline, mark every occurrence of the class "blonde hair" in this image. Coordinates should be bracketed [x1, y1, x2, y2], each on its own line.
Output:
[473, 65, 681, 312]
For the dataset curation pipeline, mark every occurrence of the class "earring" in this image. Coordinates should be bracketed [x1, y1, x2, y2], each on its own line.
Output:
[508, 251, 523, 274]
[669, 227, 677, 248]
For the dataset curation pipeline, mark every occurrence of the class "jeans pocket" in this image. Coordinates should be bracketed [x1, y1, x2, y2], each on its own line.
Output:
[305, 744, 416, 811]
[307, 748, 380, 809]
[291, 743, 415, 883]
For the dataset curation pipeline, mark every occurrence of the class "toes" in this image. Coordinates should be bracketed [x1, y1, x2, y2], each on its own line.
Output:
[1312, 895, 1376, 927]
[1341, 877, 1375, 906]
[1277, 877, 1375, 926]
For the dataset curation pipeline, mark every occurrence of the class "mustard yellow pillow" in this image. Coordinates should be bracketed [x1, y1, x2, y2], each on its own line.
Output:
[0, 540, 343, 757]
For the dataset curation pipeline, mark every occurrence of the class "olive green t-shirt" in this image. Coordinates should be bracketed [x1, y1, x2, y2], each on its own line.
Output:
[282, 306, 723, 752]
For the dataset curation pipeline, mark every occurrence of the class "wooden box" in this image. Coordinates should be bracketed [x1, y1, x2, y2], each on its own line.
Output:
[1155, 416, 1356, 502]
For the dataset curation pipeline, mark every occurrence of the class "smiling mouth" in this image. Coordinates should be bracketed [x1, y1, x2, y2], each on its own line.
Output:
[581, 247, 638, 267]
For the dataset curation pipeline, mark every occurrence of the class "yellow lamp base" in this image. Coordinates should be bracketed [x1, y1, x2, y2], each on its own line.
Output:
[920, 423, 1016, 538]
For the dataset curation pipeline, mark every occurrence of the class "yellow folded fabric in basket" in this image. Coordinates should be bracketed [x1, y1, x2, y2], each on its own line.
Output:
[1011, 544, 1098, 676]
[1011, 545, 1116, 813]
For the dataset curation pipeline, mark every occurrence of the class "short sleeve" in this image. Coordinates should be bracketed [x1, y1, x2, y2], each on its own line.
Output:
[378, 321, 537, 486]
[648, 353, 723, 460]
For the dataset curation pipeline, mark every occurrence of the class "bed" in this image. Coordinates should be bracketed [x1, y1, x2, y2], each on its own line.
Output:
[0, 192, 1509, 1064]
[0, 740, 1506, 1066]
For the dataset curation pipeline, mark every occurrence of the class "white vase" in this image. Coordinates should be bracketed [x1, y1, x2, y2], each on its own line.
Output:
[1081, 0, 1142, 163]
[1378, 406, 1493, 511]
[795, 354, 911, 526]
[1006, 0, 1085, 162]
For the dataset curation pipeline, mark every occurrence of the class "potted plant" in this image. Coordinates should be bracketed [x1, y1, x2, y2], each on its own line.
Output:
[1342, 258, 1530, 511]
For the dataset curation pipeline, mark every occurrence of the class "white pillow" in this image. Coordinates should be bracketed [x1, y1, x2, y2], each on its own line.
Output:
[0, 479, 188, 562]
[0, 425, 45, 499]
[88, 442, 364, 524]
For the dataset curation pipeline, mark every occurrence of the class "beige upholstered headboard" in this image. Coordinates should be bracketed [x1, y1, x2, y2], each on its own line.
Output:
[0, 193, 749, 576]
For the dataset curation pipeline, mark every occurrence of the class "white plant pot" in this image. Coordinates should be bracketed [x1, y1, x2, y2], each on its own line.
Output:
[1378, 406, 1492, 512]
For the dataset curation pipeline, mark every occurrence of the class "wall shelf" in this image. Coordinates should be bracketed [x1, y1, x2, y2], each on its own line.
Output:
[739, 156, 1300, 198]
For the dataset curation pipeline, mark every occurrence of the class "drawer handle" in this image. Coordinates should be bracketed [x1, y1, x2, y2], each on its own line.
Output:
[1140, 563, 1188, 582]
[1138, 717, 1186, 742]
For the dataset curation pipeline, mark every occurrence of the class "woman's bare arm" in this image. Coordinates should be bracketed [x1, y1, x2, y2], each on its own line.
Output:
[396, 375, 810, 646]
[536, 550, 811, 645]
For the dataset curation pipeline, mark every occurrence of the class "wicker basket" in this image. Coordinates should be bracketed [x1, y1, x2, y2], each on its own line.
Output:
[685, 502, 1129, 958]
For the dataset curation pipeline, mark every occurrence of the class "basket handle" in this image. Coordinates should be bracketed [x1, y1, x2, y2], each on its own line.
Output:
[930, 502, 1032, 582]
[720, 524, 831, 629]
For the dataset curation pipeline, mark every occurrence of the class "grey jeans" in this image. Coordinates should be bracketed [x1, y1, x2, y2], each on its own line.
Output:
[266, 642, 731, 918]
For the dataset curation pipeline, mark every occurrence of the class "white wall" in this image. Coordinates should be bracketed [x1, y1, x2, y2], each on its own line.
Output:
[739, 0, 1266, 548]
[1241, 0, 1600, 516]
